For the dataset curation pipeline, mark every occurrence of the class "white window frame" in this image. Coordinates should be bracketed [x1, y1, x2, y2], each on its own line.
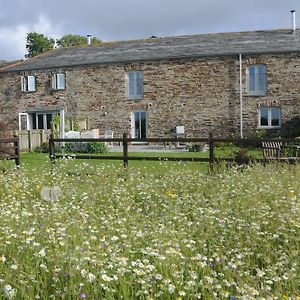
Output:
[21, 75, 36, 92]
[258, 107, 281, 129]
[247, 64, 267, 96]
[52, 73, 66, 90]
[131, 110, 148, 139]
[127, 71, 144, 100]
[18, 113, 29, 130]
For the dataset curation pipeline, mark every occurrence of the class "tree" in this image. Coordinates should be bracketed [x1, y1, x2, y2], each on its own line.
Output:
[26, 32, 55, 58]
[56, 34, 101, 48]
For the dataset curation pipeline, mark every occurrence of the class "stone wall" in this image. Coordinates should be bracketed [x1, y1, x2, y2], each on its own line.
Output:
[0, 53, 299, 138]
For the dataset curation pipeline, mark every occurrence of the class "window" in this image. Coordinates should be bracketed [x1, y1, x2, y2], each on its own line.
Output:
[258, 107, 281, 128]
[52, 73, 66, 90]
[21, 75, 36, 92]
[132, 110, 147, 139]
[29, 112, 56, 130]
[127, 71, 143, 100]
[247, 65, 266, 96]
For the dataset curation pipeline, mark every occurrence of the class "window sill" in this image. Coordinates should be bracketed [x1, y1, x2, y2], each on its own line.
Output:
[257, 126, 281, 129]
[245, 93, 267, 97]
[22, 91, 36, 93]
[51, 89, 66, 92]
[127, 97, 144, 101]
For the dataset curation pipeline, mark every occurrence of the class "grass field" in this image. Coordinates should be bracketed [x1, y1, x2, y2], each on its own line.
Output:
[0, 153, 299, 299]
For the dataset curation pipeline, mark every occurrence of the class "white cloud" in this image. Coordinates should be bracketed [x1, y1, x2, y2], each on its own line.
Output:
[0, 15, 63, 61]
[0, 25, 28, 60]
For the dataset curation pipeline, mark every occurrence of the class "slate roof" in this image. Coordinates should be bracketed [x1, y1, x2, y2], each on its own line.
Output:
[1, 28, 300, 73]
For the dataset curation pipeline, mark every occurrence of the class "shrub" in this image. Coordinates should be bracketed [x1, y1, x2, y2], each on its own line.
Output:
[64, 142, 108, 154]
[214, 141, 226, 149]
[186, 142, 206, 152]
[234, 148, 253, 165]
[34, 142, 50, 153]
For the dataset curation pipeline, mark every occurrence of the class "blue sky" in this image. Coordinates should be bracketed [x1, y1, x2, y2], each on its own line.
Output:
[1, 0, 300, 60]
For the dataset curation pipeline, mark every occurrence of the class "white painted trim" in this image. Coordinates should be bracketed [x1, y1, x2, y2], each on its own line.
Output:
[239, 53, 243, 138]
[18, 113, 29, 130]
[258, 107, 281, 129]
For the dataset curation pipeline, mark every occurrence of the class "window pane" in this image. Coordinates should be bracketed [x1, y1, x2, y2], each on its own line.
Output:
[46, 114, 52, 129]
[248, 66, 256, 91]
[21, 77, 26, 91]
[57, 74, 65, 89]
[27, 76, 35, 91]
[37, 114, 44, 129]
[271, 108, 280, 126]
[140, 112, 146, 139]
[128, 72, 143, 99]
[134, 112, 140, 138]
[137, 72, 143, 97]
[260, 108, 269, 126]
[128, 73, 135, 97]
[258, 65, 266, 92]
[31, 113, 37, 129]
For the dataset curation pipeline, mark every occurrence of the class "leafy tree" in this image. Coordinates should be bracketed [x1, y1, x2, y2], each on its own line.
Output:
[57, 34, 101, 48]
[26, 32, 55, 58]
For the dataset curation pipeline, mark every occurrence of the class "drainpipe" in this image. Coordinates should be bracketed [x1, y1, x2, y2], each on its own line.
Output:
[239, 53, 243, 138]
[60, 109, 65, 153]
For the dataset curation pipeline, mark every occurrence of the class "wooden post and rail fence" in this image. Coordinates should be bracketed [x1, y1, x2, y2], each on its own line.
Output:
[49, 133, 300, 168]
[0, 136, 20, 166]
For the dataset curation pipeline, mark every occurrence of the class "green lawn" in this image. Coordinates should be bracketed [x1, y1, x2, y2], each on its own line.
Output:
[10, 144, 262, 172]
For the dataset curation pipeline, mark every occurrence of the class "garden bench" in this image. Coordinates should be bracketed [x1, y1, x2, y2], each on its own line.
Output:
[262, 141, 300, 162]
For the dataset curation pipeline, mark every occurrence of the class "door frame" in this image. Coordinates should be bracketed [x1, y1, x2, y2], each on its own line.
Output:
[131, 110, 148, 141]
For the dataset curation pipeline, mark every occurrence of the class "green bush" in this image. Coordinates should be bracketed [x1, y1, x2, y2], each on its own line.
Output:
[64, 142, 108, 154]
[34, 142, 50, 153]
[186, 142, 205, 152]
[87, 142, 108, 153]
[234, 148, 253, 165]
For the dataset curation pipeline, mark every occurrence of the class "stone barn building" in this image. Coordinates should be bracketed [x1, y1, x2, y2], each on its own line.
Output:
[0, 28, 300, 138]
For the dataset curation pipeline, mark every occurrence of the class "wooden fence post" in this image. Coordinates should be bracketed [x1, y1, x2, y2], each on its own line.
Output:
[28, 130, 33, 152]
[40, 129, 44, 147]
[49, 134, 55, 163]
[123, 132, 128, 169]
[13, 135, 20, 167]
[209, 132, 214, 169]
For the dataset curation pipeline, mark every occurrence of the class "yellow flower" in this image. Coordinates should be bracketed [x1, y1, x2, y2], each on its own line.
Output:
[166, 190, 176, 198]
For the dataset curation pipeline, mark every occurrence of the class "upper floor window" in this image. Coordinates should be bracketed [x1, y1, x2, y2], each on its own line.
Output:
[52, 73, 66, 90]
[21, 75, 36, 92]
[247, 65, 266, 96]
[127, 71, 143, 100]
[258, 107, 281, 128]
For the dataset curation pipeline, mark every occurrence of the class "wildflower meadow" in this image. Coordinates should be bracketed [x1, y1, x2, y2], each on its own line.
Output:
[0, 159, 299, 299]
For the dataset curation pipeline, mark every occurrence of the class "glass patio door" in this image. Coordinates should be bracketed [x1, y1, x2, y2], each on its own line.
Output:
[133, 111, 147, 139]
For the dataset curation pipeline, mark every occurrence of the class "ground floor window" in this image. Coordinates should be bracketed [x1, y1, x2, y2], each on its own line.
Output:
[132, 110, 147, 139]
[19, 111, 60, 130]
[258, 107, 281, 128]
[30, 113, 56, 130]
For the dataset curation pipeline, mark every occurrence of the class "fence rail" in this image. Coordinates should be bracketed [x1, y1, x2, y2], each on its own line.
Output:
[0, 136, 20, 166]
[49, 133, 300, 168]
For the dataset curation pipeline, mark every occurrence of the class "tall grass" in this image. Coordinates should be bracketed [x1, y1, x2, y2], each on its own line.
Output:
[0, 159, 299, 299]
